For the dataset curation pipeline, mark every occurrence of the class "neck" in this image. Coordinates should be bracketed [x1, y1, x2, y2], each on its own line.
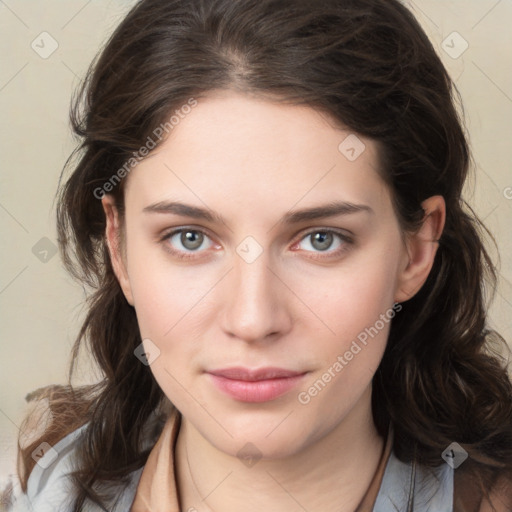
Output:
[175, 386, 384, 512]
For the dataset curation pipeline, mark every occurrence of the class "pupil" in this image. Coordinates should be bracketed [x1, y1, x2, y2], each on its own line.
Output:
[312, 232, 332, 251]
[182, 231, 203, 250]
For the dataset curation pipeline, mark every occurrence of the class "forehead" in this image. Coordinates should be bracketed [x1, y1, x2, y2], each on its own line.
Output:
[123, 90, 391, 218]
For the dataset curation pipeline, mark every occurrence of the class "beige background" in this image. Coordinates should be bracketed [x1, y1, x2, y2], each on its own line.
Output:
[1, 0, 511, 485]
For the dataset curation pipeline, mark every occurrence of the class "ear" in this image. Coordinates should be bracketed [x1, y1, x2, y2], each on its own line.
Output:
[102, 195, 134, 306]
[394, 195, 446, 303]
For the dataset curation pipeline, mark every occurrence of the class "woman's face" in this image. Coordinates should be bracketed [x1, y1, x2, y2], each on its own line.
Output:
[104, 90, 437, 459]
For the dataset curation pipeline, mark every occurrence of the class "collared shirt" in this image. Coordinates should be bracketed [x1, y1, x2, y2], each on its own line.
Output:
[130, 408, 400, 511]
[12, 409, 456, 511]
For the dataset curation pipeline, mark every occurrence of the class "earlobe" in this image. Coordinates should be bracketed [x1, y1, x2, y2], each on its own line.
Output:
[101, 196, 135, 306]
[394, 195, 446, 303]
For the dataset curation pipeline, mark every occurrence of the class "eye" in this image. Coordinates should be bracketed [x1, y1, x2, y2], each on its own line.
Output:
[162, 228, 217, 259]
[293, 229, 352, 258]
[175, 230, 206, 250]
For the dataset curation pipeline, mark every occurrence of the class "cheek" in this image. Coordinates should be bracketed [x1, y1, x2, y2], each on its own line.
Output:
[126, 255, 211, 408]
[289, 239, 401, 402]
[291, 242, 401, 342]
[124, 230, 211, 338]
[125, 247, 222, 406]
[294, 271, 396, 419]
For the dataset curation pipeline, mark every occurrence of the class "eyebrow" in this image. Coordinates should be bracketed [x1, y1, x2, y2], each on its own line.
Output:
[142, 200, 373, 225]
[282, 201, 373, 224]
[143, 201, 225, 224]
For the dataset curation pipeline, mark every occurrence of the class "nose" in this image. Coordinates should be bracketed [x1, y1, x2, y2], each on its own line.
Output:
[219, 248, 293, 344]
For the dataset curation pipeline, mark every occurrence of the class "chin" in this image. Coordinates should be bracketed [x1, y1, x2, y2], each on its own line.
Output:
[221, 432, 306, 461]
[207, 413, 314, 460]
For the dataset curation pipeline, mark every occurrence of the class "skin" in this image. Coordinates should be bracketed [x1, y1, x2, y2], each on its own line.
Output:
[103, 89, 445, 511]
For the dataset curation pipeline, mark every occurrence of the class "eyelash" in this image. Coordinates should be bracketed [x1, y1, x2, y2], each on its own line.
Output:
[292, 228, 353, 259]
[159, 227, 354, 261]
[160, 227, 218, 261]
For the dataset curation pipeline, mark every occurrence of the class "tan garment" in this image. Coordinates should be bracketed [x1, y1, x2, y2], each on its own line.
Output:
[130, 409, 393, 512]
[131, 408, 182, 512]
[453, 463, 512, 512]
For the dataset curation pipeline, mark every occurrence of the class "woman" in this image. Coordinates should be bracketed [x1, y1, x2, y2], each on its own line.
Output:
[6, 0, 512, 510]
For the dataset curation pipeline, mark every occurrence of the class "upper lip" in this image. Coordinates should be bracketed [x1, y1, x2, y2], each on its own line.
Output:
[207, 367, 306, 381]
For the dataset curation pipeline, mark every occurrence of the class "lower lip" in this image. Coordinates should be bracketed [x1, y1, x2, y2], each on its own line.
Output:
[208, 373, 307, 403]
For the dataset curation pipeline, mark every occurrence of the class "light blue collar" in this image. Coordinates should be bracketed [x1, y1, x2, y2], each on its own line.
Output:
[22, 422, 454, 511]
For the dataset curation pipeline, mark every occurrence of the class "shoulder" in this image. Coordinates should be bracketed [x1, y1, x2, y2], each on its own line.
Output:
[8, 423, 143, 512]
[454, 468, 512, 512]
[376, 450, 512, 512]
[374, 450, 454, 511]
[484, 473, 512, 512]
[6, 423, 85, 511]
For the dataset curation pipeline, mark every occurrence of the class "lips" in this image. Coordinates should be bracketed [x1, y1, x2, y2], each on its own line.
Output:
[206, 367, 307, 402]
[208, 367, 304, 381]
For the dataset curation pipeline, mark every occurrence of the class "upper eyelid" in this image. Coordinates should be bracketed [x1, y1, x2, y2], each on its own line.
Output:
[297, 227, 353, 240]
[161, 225, 214, 240]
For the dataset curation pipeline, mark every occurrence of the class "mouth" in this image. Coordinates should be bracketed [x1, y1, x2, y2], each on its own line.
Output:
[206, 367, 308, 403]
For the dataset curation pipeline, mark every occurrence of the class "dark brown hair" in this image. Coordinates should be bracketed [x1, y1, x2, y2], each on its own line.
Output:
[12, 0, 512, 509]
